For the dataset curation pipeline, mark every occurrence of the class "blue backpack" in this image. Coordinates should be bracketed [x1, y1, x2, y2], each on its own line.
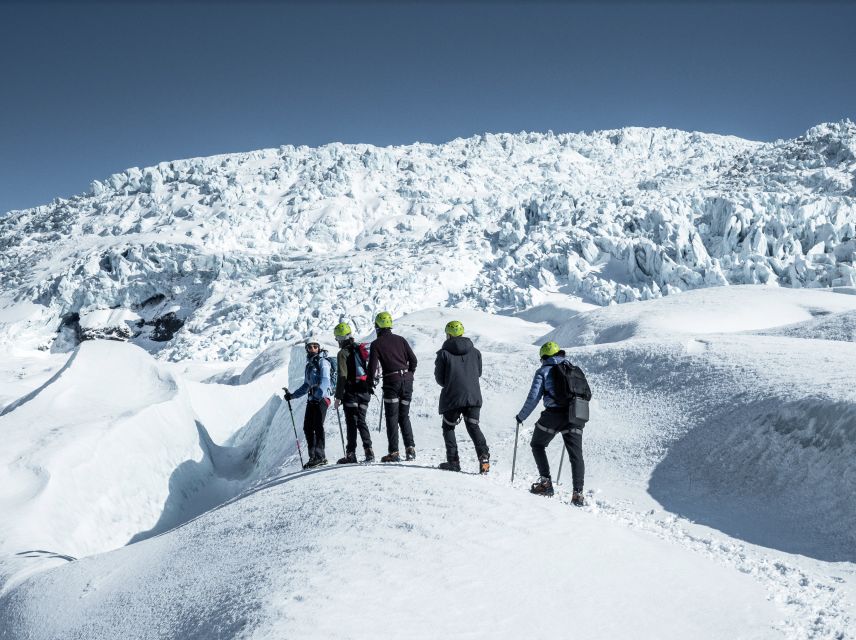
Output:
[311, 352, 338, 395]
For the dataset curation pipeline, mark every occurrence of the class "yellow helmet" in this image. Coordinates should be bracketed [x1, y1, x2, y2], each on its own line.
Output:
[444, 320, 464, 337]
[334, 322, 352, 338]
[375, 311, 393, 329]
[539, 341, 560, 358]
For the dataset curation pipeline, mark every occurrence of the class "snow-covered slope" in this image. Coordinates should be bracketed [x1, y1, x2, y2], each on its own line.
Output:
[0, 466, 780, 640]
[1, 290, 854, 638]
[1, 122, 854, 361]
[2, 124, 856, 639]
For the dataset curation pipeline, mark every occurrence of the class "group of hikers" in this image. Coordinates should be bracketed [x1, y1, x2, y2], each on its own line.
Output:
[282, 312, 592, 505]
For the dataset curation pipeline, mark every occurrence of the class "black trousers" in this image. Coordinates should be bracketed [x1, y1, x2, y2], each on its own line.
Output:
[530, 409, 585, 491]
[383, 378, 415, 453]
[304, 400, 328, 461]
[442, 406, 489, 461]
[342, 390, 372, 452]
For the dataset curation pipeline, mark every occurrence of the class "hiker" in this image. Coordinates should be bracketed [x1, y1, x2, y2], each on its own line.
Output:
[515, 341, 591, 505]
[434, 320, 490, 474]
[366, 311, 418, 462]
[284, 337, 333, 469]
[332, 322, 375, 463]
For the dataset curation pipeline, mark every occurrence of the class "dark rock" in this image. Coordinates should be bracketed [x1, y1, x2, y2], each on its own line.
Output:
[151, 312, 184, 342]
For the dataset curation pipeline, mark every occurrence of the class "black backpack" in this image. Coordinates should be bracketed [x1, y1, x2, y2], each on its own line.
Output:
[548, 361, 592, 424]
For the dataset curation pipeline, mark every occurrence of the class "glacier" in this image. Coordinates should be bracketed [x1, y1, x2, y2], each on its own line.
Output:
[1, 121, 854, 361]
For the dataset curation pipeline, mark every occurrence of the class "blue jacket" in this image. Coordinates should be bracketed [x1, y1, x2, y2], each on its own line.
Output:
[292, 351, 332, 402]
[516, 355, 567, 422]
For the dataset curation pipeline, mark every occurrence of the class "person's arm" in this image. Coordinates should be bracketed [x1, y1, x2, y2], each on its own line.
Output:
[291, 379, 309, 399]
[335, 349, 347, 400]
[405, 338, 418, 372]
[367, 340, 380, 387]
[477, 348, 483, 378]
[434, 351, 446, 387]
[516, 368, 545, 422]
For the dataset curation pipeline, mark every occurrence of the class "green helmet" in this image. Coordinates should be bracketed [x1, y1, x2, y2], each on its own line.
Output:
[334, 322, 352, 338]
[539, 341, 561, 358]
[375, 311, 393, 329]
[444, 320, 464, 337]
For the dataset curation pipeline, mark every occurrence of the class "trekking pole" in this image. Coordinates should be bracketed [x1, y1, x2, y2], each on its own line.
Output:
[556, 447, 565, 484]
[375, 391, 385, 433]
[283, 388, 304, 468]
[511, 419, 521, 482]
[335, 404, 346, 457]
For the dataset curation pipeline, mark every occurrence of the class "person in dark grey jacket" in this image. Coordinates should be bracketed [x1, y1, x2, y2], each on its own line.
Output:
[433, 320, 490, 474]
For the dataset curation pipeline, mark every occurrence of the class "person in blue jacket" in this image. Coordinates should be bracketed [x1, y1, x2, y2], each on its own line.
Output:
[515, 341, 586, 505]
[284, 337, 332, 468]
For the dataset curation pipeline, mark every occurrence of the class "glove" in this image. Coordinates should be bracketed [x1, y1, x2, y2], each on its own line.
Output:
[283, 388, 293, 401]
[324, 397, 331, 408]
[334, 398, 341, 410]
[515, 415, 523, 426]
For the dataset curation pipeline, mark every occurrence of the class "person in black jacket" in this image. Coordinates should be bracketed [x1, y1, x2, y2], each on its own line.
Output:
[366, 311, 418, 462]
[434, 320, 490, 474]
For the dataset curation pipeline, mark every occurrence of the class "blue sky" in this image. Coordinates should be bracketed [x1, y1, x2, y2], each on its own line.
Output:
[1, 1, 854, 214]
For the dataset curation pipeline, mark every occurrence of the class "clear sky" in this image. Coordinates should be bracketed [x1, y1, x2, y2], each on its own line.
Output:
[1, 0, 854, 214]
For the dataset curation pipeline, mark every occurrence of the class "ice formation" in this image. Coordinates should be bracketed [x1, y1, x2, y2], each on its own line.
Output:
[1, 121, 854, 361]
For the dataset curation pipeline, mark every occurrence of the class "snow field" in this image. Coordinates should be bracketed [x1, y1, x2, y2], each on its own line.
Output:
[0, 466, 781, 640]
[1, 286, 855, 638]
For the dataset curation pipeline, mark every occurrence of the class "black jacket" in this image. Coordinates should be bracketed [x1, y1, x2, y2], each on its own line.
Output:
[434, 336, 482, 414]
[368, 328, 418, 384]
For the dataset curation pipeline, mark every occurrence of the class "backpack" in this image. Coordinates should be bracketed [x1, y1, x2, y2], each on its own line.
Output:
[326, 355, 338, 392]
[312, 353, 338, 395]
[351, 342, 372, 386]
[548, 360, 592, 424]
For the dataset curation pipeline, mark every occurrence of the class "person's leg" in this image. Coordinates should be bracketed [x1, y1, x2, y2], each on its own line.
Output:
[315, 400, 328, 460]
[399, 379, 415, 450]
[355, 391, 373, 451]
[530, 421, 557, 479]
[343, 393, 359, 454]
[462, 407, 489, 460]
[561, 427, 585, 492]
[382, 384, 400, 454]
[441, 409, 462, 462]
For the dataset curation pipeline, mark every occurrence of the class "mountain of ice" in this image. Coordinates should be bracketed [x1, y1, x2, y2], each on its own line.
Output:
[1, 121, 854, 361]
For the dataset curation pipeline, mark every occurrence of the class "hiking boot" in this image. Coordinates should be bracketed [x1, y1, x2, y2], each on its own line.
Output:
[337, 452, 357, 465]
[438, 459, 461, 472]
[363, 447, 375, 463]
[478, 455, 490, 475]
[304, 457, 327, 469]
[381, 451, 400, 463]
[530, 477, 554, 497]
[405, 447, 416, 461]
[571, 490, 587, 507]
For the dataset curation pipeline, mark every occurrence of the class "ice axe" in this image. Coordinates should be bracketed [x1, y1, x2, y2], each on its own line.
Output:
[335, 403, 346, 457]
[282, 388, 304, 468]
[556, 447, 566, 484]
[374, 390, 385, 433]
[511, 418, 521, 482]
